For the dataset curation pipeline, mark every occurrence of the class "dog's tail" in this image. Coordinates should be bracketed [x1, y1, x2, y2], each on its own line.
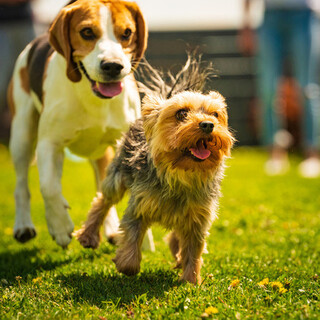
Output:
[138, 53, 215, 99]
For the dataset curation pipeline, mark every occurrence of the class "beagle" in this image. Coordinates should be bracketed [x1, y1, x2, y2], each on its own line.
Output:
[8, 0, 151, 248]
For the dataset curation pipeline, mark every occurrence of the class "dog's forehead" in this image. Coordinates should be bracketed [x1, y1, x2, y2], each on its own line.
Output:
[70, 0, 135, 32]
[108, 1, 137, 29]
[169, 92, 225, 112]
[70, 4, 101, 29]
[67, 0, 138, 60]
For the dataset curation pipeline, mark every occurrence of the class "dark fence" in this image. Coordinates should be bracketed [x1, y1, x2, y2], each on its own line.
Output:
[143, 30, 259, 146]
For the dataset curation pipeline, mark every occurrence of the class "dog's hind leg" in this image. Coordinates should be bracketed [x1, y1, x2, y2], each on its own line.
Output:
[9, 86, 39, 243]
[90, 147, 120, 245]
[168, 231, 182, 268]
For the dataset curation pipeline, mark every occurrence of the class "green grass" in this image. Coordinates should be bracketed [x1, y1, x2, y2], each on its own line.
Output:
[0, 145, 319, 319]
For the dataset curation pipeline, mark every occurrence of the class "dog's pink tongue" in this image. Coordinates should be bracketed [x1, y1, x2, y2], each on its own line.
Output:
[96, 81, 123, 97]
[190, 141, 211, 160]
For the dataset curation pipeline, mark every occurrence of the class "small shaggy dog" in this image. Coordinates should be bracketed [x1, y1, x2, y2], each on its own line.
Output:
[77, 57, 234, 284]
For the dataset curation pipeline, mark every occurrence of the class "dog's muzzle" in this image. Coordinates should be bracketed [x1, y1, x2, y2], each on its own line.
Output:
[79, 61, 123, 99]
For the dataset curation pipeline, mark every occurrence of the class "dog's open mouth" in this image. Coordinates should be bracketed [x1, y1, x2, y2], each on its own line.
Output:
[91, 81, 123, 99]
[187, 139, 211, 161]
[79, 62, 123, 99]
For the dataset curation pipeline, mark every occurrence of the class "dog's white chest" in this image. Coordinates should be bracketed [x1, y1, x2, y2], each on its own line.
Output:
[67, 125, 123, 158]
[65, 95, 139, 158]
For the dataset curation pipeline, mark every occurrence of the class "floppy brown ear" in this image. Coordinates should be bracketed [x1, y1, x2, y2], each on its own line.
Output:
[49, 6, 81, 82]
[126, 2, 148, 69]
[142, 95, 161, 141]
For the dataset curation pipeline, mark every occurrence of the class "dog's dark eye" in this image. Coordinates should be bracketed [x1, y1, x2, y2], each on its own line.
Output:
[122, 28, 132, 40]
[80, 28, 96, 40]
[176, 109, 188, 121]
[213, 112, 218, 118]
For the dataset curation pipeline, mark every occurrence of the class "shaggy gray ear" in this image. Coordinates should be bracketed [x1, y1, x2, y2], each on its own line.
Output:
[141, 95, 161, 141]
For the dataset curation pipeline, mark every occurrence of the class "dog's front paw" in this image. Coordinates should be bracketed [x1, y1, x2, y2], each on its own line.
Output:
[180, 271, 201, 285]
[46, 210, 74, 248]
[112, 255, 140, 276]
[52, 231, 73, 249]
[14, 226, 37, 243]
[75, 228, 100, 249]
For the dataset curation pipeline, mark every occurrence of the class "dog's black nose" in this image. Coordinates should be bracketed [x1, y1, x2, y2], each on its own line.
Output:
[199, 121, 214, 134]
[100, 61, 124, 78]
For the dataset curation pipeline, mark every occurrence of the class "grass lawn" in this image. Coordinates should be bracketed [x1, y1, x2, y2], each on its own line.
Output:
[0, 145, 319, 319]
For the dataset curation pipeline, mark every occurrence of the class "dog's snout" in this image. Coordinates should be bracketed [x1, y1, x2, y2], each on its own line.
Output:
[100, 61, 124, 77]
[199, 121, 214, 134]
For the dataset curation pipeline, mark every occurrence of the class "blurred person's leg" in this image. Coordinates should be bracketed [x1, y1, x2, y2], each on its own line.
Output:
[0, 20, 35, 144]
[309, 14, 320, 149]
[289, 9, 320, 177]
[258, 10, 289, 174]
[0, 23, 14, 143]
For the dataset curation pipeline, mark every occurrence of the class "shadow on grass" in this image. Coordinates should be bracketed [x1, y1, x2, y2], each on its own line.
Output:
[0, 247, 72, 281]
[58, 269, 180, 307]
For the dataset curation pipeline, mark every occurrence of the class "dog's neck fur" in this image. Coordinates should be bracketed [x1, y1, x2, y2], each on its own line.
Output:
[154, 159, 224, 199]
[157, 160, 218, 186]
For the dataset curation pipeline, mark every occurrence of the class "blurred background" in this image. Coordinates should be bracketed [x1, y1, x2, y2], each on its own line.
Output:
[1, 0, 320, 176]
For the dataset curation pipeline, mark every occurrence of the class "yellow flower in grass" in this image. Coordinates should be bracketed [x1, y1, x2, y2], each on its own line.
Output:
[279, 287, 288, 294]
[270, 281, 288, 294]
[270, 281, 283, 290]
[258, 278, 269, 287]
[32, 277, 42, 284]
[258, 279, 288, 294]
[205, 306, 219, 315]
[228, 279, 240, 289]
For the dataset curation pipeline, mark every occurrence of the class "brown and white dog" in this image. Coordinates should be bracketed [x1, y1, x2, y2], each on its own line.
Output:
[8, 0, 149, 248]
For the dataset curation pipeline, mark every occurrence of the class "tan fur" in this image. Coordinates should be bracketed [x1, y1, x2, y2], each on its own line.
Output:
[7, 79, 15, 116]
[74, 192, 109, 248]
[19, 67, 30, 94]
[109, 1, 147, 69]
[168, 231, 182, 268]
[112, 219, 147, 276]
[96, 146, 115, 181]
[143, 91, 234, 172]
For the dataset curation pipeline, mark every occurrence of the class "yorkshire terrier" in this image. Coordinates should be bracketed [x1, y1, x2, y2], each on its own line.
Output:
[76, 56, 234, 284]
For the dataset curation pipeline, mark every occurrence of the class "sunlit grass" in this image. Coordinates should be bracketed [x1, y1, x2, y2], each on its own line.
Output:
[0, 145, 319, 319]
